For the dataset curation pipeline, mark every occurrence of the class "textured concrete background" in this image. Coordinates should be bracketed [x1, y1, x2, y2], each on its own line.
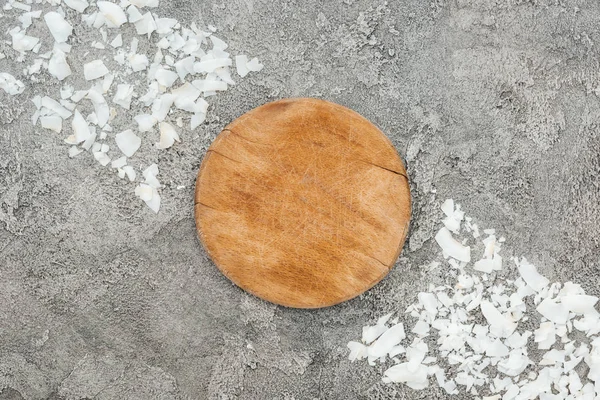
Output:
[2, 0, 600, 398]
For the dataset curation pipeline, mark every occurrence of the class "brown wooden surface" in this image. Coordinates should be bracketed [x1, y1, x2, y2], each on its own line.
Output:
[194, 98, 411, 308]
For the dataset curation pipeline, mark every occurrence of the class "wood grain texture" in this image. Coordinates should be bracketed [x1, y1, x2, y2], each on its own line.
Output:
[194, 98, 411, 308]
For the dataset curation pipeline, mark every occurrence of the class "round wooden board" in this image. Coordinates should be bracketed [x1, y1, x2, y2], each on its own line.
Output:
[194, 98, 411, 308]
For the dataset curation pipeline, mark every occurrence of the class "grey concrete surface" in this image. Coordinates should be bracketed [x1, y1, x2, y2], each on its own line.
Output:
[1, 0, 600, 399]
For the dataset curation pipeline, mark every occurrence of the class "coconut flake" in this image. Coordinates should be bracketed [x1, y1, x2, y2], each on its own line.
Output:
[111, 156, 127, 168]
[157, 37, 170, 49]
[114, 50, 126, 65]
[534, 322, 556, 350]
[497, 350, 531, 376]
[135, 183, 160, 213]
[155, 68, 179, 87]
[10, 28, 38, 52]
[167, 32, 186, 51]
[194, 98, 209, 114]
[44, 12, 73, 43]
[41, 96, 72, 119]
[63, 0, 89, 13]
[151, 94, 174, 121]
[156, 122, 180, 149]
[71, 109, 92, 143]
[112, 84, 134, 109]
[209, 35, 228, 50]
[540, 348, 565, 366]
[115, 129, 141, 157]
[0, 73, 25, 95]
[110, 33, 123, 48]
[86, 88, 109, 128]
[151, 48, 164, 68]
[194, 58, 232, 74]
[84, 60, 109, 81]
[71, 90, 88, 103]
[405, 341, 428, 368]
[81, 130, 96, 151]
[8, 1, 31, 11]
[362, 313, 393, 344]
[435, 227, 471, 262]
[60, 86, 74, 100]
[144, 188, 161, 213]
[347, 341, 368, 362]
[172, 82, 201, 111]
[473, 258, 495, 273]
[412, 320, 430, 337]
[135, 114, 157, 132]
[129, 0, 160, 7]
[127, 5, 143, 22]
[156, 17, 177, 34]
[142, 164, 160, 188]
[215, 67, 235, 85]
[190, 112, 206, 130]
[68, 146, 83, 158]
[102, 73, 114, 93]
[48, 48, 71, 80]
[537, 298, 569, 325]
[192, 79, 228, 93]
[40, 115, 63, 133]
[564, 355, 584, 371]
[486, 338, 509, 357]
[18, 11, 40, 29]
[247, 57, 264, 72]
[517, 258, 549, 292]
[418, 292, 439, 317]
[173, 55, 195, 80]
[97, 1, 127, 28]
[129, 53, 149, 71]
[235, 54, 250, 77]
[383, 363, 429, 390]
[440, 199, 464, 233]
[561, 295, 599, 316]
[122, 165, 136, 181]
[368, 323, 406, 359]
[138, 82, 159, 107]
[134, 12, 156, 36]
[441, 199, 454, 217]
[93, 150, 111, 166]
[480, 300, 517, 338]
[135, 183, 153, 201]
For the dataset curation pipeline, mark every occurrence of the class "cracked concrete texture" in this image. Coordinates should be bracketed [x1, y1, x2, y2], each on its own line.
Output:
[1, 0, 600, 398]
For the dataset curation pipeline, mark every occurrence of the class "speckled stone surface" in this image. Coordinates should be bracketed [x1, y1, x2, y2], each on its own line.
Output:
[1, 0, 600, 398]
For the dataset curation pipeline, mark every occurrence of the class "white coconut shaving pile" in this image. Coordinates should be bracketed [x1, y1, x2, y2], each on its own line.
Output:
[1, 0, 263, 213]
[348, 199, 600, 399]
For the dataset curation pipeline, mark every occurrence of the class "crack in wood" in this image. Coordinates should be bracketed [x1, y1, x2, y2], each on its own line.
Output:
[206, 149, 241, 164]
[357, 159, 408, 179]
[362, 252, 392, 269]
[222, 128, 269, 145]
[195, 201, 220, 211]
